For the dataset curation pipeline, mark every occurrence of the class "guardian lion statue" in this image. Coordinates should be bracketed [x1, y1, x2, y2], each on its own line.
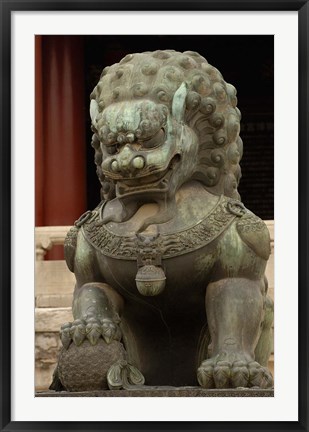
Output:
[51, 50, 274, 392]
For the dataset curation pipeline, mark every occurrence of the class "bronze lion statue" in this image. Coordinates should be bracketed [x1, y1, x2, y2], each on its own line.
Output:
[51, 50, 274, 392]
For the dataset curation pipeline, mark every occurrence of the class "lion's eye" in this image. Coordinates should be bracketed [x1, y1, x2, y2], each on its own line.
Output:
[106, 144, 118, 155]
[141, 128, 165, 149]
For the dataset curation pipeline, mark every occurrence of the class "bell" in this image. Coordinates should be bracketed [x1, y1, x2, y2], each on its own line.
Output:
[135, 265, 166, 296]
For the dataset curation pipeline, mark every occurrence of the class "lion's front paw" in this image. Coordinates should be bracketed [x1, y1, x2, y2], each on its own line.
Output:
[197, 356, 273, 389]
[60, 315, 122, 349]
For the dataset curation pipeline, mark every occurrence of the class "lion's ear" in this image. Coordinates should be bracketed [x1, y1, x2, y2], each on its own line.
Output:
[90, 99, 99, 126]
[172, 82, 188, 123]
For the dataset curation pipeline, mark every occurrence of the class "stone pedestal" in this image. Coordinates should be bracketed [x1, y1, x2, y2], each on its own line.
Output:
[36, 387, 274, 397]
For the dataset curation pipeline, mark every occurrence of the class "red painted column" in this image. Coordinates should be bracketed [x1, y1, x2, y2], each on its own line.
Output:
[42, 36, 87, 225]
[35, 36, 87, 258]
[35, 36, 44, 226]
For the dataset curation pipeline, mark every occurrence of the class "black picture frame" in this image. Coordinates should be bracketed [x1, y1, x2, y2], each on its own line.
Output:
[1, 1, 308, 431]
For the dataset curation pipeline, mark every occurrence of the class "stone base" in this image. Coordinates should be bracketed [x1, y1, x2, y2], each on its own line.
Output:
[36, 386, 274, 397]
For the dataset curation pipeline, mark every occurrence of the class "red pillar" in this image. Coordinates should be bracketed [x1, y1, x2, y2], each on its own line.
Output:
[35, 36, 87, 258]
[35, 36, 44, 226]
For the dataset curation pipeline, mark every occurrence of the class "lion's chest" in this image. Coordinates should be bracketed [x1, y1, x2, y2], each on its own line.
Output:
[80, 192, 239, 304]
[82, 218, 225, 305]
[96, 246, 217, 305]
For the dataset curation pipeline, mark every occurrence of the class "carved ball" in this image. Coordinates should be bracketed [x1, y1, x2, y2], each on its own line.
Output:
[57, 339, 126, 392]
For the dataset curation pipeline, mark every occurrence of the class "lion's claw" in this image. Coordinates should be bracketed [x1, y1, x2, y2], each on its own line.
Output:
[213, 361, 231, 388]
[69, 319, 87, 346]
[102, 318, 122, 344]
[60, 316, 122, 348]
[230, 361, 249, 388]
[60, 323, 72, 349]
[248, 361, 273, 388]
[197, 363, 214, 388]
[85, 319, 101, 345]
[197, 356, 273, 389]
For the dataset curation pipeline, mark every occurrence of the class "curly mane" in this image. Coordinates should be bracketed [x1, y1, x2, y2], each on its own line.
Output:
[90, 50, 243, 201]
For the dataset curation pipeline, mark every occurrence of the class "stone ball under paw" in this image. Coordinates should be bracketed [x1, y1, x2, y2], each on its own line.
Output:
[57, 339, 126, 392]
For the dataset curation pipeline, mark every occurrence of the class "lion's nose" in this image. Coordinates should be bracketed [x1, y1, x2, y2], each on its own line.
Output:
[116, 145, 133, 173]
[111, 145, 145, 174]
[119, 145, 131, 165]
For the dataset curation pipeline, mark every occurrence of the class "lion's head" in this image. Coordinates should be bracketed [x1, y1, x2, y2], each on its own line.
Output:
[90, 50, 243, 224]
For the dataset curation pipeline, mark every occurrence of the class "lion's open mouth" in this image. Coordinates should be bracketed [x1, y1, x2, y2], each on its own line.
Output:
[113, 154, 181, 192]
[121, 167, 170, 187]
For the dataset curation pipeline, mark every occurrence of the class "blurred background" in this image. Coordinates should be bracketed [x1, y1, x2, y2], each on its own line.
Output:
[36, 35, 274, 234]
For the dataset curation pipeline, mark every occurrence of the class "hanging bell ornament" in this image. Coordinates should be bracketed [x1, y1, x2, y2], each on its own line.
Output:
[135, 265, 166, 296]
